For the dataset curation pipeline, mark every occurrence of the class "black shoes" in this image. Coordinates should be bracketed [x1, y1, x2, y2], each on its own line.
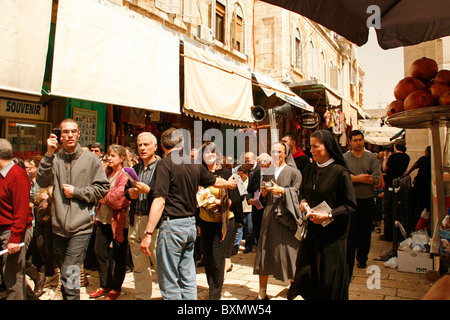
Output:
[357, 261, 367, 269]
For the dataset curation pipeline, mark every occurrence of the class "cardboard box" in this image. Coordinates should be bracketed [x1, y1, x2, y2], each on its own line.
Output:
[397, 250, 433, 274]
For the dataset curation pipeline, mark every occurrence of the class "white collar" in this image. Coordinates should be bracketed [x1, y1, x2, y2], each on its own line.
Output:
[0, 161, 14, 178]
[317, 158, 335, 168]
[274, 163, 286, 179]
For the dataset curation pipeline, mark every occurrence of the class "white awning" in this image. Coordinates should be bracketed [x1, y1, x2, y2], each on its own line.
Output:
[252, 71, 313, 112]
[51, 0, 180, 113]
[183, 40, 254, 126]
[0, 0, 52, 97]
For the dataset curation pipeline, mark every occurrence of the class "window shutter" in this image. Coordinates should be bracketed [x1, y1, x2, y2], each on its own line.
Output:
[291, 35, 296, 67]
[155, 0, 181, 15]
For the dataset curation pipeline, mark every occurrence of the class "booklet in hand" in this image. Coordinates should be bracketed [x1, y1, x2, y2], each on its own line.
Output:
[123, 167, 139, 185]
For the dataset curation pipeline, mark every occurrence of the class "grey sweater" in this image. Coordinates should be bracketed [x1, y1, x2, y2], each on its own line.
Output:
[36, 143, 110, 237]
[343, 150, 381, 199]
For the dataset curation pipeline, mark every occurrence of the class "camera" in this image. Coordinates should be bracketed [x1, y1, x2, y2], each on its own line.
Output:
[53, 128, 61, 143]
[264, 181, 273, 188]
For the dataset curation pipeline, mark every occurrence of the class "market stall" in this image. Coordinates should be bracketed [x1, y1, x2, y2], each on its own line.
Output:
[386, 106, 450, 273]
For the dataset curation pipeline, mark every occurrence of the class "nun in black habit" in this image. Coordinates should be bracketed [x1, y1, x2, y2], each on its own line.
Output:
[288, 130, 356, 300]
[253, 142, 302, 300]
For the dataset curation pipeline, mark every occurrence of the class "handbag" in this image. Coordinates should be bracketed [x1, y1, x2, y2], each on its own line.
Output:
[34, 187, 52, 223]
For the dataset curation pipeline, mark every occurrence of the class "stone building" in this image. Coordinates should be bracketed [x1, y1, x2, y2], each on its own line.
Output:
[0, 0, 368, 158]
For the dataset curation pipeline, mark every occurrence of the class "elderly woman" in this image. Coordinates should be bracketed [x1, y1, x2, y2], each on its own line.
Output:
[253, 142, 302, 300]
[288, 130, 356, 300]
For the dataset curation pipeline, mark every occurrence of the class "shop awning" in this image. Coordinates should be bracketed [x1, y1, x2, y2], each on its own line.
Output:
[183, 40, 254, 126]
[361, 117, 403, 145]
[252, 71, 313, 112]
[0, 0, 52, 97]
[51, 0, 180, 114]
[289, 80, 342, 108]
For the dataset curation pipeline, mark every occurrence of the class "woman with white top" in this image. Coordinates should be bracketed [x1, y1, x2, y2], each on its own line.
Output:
[253, 142, 302, 300]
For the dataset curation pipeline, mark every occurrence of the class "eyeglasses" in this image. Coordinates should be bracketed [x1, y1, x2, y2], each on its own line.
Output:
[61, 129, 79, 135]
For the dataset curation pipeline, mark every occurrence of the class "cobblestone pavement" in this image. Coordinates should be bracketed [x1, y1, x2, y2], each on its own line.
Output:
[4, 228, 436, 301]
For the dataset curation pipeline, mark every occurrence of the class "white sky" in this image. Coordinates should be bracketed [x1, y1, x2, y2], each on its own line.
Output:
[358, 28, 404, 110]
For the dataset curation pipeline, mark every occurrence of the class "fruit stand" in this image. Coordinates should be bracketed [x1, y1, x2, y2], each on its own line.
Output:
[386, 106, 450, 272]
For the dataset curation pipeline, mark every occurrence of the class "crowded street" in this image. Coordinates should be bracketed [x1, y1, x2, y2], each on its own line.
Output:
[1, 0, 449, 304]
[22, 227, 432, 301]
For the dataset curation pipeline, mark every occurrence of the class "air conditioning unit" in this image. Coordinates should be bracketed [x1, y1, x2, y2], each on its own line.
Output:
[196, 25, 213, 44]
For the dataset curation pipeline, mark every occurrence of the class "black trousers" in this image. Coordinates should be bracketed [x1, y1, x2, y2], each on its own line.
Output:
[34, 220, 56, 276]
[347, 197, 374, 278]
[382, 190, 394, 241]
[94, 222, 128, 292]
[53, 232, 91, 300]
[199, 218, 235, 300]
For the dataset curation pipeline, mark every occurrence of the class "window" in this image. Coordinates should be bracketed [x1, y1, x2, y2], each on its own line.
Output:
[231, 4, 244, 52]
[308, 41, 318, 79]
[330, 60, 339, 90]
[320, 51, 326, 83]
[215, 1, 225, 43]
[291, 29, 303, 69]
[342, 61, 348, 98]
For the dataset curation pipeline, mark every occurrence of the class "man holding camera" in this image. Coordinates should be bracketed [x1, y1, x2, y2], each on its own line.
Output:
[37, 118, 109, 300]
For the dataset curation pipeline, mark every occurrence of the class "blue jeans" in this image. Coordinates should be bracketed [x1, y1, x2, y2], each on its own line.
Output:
[233, 212, 254, 252]
[156, 216, 197, 300]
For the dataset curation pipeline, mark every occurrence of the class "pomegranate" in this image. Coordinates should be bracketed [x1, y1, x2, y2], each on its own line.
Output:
[429, 82, 450, 102]
[410, 57, 438, 81]
[439, 91, 450, 106]
[394, 77, 426, 100]
[386, 100, 404, 117]
[434, 70, 450, 86]
[404, 90, 434, 110]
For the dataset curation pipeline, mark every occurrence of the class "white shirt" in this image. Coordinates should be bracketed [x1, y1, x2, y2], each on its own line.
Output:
[274, 163, 286, 180]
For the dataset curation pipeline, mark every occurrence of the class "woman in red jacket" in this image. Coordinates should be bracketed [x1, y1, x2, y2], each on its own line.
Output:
[89, 144, 130, 300]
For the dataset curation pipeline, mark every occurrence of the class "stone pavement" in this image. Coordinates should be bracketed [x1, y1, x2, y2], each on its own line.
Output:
[13, 228, 437, 301]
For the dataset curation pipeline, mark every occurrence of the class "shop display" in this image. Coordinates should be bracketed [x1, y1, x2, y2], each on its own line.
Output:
[73, 107, 97, 147]
[387, 57, 450, 116]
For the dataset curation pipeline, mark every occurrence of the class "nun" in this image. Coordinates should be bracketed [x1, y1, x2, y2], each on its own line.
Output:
[288, 130, 356, 300]
[253, 141, 302, 300]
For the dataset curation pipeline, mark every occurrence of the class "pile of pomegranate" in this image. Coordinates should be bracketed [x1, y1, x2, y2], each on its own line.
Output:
[386, 57, 450, 117]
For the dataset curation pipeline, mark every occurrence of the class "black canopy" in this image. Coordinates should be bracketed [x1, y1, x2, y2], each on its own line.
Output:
[260, 0, 450, 49]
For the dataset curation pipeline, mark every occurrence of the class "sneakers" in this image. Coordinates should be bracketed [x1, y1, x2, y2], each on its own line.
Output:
[89, 287, 111, 298]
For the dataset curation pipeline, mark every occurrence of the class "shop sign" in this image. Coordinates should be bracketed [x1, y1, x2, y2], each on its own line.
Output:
[0, 99, 46, 121]
[300, 111, 321, 129]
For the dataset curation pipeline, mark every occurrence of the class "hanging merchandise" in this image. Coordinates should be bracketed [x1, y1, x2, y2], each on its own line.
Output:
[332, 109, 343, 135]
[329, 109, 335, 128]
[130, 108, 146, 127]
[121, 106, 130, 123]
[323, 109, 331, 128]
